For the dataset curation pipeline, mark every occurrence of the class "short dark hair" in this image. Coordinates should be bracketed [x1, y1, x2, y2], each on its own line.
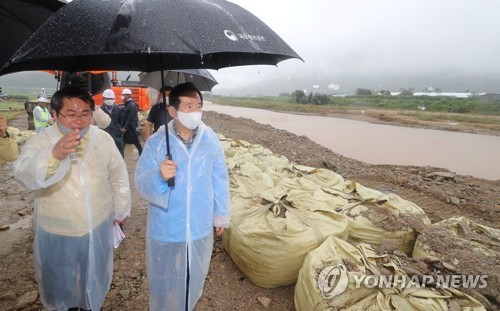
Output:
[50, 85, 95, 115]
[169, 82, 203, 110]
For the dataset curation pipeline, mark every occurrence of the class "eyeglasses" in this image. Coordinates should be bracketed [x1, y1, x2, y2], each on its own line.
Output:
[59, 111, 92, 121]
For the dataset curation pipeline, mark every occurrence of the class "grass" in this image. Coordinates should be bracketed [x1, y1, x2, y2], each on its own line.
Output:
[399, 111, 500, 125]
[210, 97, 348, 114]
[0, 101, 28, 120]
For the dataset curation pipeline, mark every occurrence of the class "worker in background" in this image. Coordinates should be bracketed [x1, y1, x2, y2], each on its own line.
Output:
[33, 96, 52, 133]
[120, 88, 142, 155]
[101, 89, 125, 157]
[144, 85, 173, 139]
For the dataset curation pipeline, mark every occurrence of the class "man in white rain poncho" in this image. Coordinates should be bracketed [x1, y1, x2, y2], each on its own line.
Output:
[135, 82, 230, 311]
[13, 86, 131, 311]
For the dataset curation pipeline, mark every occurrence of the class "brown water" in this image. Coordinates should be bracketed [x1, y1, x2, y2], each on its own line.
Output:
[205, 103, 500, 181]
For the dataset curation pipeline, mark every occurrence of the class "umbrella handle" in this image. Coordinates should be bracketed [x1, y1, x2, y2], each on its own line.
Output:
[166, 153, 175, 187]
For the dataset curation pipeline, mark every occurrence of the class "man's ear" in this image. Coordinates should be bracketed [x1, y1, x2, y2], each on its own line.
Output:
[167, 106, 176, 119]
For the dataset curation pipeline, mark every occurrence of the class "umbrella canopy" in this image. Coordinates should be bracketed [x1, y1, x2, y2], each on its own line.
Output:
[1, 0, 302, 75]
[0, 0, 66, 69]
[139, 69, 218, 92]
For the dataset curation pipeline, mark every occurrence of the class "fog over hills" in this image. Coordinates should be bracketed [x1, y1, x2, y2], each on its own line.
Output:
[1, 70, 500, 97]
[2, 1, 500, 100]
[211, 70, 500, 96]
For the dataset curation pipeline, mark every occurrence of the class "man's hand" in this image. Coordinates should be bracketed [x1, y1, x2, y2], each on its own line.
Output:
[52, 129, 81, 160]
[160, 159, 177, 181]
[0, 115, 8, 138]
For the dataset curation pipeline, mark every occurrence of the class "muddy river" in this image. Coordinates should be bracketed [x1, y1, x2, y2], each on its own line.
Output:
[204, 103, 500, 181]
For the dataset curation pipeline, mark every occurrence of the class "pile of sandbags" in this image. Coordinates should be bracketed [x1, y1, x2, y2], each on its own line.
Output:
[295, 235, 486, 310]
[221, 135, 431, 288]
[219, 135, 490, 310]
[221, 137, 349, 288]
[8, 126, 35, 144]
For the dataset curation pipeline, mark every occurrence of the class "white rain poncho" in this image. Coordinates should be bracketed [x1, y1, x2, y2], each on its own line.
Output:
[135, 121, 230, 311]
[13, 125, 131, 311]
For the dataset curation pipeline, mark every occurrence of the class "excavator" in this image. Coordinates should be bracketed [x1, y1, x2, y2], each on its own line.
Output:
[53, 70, 151, 111]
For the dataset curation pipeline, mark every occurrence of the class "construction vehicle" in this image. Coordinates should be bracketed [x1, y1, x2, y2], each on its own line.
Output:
[57, 71, 152, 111]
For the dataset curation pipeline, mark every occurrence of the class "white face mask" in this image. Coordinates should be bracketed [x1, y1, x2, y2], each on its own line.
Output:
[104, 99, 114, 106]
[58, 122, 90, 137]
[177, 111, 202, 130]
[120, 95, 125, 101]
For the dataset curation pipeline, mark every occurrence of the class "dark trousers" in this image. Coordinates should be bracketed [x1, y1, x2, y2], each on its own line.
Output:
[124, 127, 142, 155]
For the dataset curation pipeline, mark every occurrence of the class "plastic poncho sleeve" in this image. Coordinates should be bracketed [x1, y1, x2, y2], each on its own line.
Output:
[108, 142, 132, 221]
[46, 155, 62, 177]
[134, 133, 170, 209]
[92, 106, 112, 129]
[212, 139, 230, 228]
[13, 133, 72, 190]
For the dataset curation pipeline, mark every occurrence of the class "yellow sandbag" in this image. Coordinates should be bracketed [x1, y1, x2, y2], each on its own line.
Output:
[223, 137, 295, 181]
[223, 185, 349, 288]
[228, 161, 275, 199]
[412, 217, 499, 308]
[339, 181, 431, 254]
[8, 126, 35, 145]
[295, 236, 486, 311]
[413, 216, 500, 260]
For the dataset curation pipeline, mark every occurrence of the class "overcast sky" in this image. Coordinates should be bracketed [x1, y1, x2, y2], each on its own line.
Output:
[211, 0, 500, 92]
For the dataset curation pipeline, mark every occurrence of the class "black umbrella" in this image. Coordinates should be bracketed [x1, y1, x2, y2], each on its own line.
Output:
[0, 0, 303, 188]
[138, 69, 218, 92]
[0, 0, 302, 74]
[0, 0, 66, 69]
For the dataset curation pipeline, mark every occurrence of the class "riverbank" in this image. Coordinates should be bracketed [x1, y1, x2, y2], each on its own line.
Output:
[0, 111, 498, 310]
[204, 102, 500, 180]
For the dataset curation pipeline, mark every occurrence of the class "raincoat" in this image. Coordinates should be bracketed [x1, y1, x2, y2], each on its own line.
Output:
[135, 121, 230, 311]
[13, 124, 131, 311]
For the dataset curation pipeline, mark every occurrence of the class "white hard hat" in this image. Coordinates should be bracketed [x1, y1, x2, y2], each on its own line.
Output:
[38, 96, 48, 103]
[121, 88, 132, 95]
[103, 89, 115, 99]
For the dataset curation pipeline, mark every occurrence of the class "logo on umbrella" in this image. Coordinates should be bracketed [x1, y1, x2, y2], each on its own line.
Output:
[224, 30, 238, 41]
[224, 30, 266, 42]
